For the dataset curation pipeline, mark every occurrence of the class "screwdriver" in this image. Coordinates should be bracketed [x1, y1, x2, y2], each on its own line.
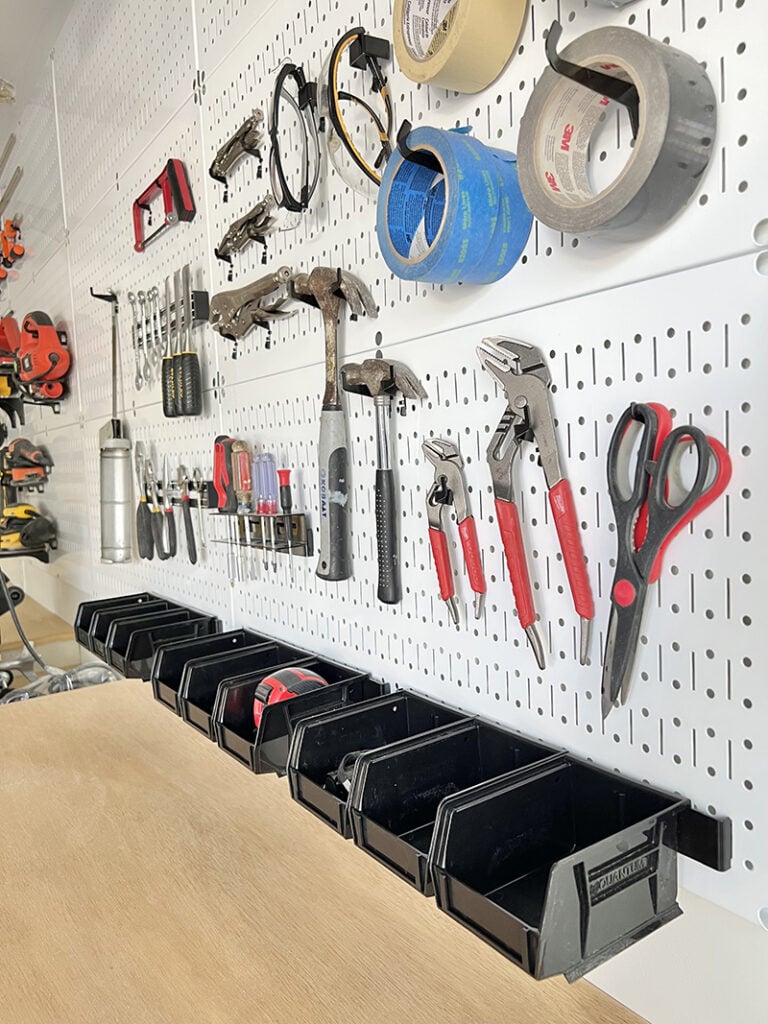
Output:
[162, 455, 177, 558]
[262, 453, 279, 571]
[277, 468, 292, 557]
[232, 440, 254, 580]
[213, 435, 238, 581]
[254, 453, 268, 573]
[192, 467, 206, 556]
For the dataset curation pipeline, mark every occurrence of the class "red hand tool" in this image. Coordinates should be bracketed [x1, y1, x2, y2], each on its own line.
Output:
[477, 337, 594, 669]
[133, 159, 196, 253]
[422, 438, 486, 626]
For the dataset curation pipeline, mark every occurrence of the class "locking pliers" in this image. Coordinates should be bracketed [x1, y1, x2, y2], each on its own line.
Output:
[214, 195, 279, 266]
[209, 109, 265, 193]
[209, 265, 295, 343]
[423, 438, 486, 626]
[477, 337, 594, 667]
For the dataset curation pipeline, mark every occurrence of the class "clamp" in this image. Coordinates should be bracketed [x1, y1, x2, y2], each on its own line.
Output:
[214, 196, 279, 269]
[423, 438, 486, 626]
[477, 337, 594, 668]
[209, 109, 265, 200]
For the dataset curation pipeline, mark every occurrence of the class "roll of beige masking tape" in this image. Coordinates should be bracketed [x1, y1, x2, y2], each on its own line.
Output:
[393, 0, 529, 94]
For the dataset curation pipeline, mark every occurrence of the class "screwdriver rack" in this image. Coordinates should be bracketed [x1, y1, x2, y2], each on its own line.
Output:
[214, 510, 314, 559]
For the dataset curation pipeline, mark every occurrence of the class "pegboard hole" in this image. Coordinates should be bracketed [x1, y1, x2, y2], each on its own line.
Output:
[753, 219, 768, 246]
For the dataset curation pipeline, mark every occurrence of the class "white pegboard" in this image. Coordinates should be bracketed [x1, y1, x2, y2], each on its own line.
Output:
[1, 0, 765, 936]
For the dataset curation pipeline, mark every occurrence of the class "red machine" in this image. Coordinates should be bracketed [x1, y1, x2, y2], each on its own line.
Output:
[17, 311, 70, 384]
[252, 666, 328, 728]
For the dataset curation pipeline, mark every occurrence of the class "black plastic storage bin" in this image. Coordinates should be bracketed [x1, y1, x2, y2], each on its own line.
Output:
[431, 755, 693, 981]
[150, 630, 272, 713]
[74, 593, 155, 650]
[179, 641, 312, 738]
[122, 615, 220, 680]
[348, 721, 559, 895]
[214, 664, 385, 774]
[106, 608, 195, 673]
[287, 691, 468, 837]
[90, 599, 177, 661]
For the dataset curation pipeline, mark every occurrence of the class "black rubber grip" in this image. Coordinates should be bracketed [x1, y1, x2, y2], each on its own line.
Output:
[165, 509, 177, 557]
[161, 357, 176, 418]
[150, 509, 169, 560]
[375, 468, 400, 604]
[173, 353, 184, 415]
[136, 500, 154, 559]
[181, 498, 197, 564]
[180, 352, 202, 416]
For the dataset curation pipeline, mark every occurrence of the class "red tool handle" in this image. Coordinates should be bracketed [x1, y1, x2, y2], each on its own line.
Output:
[495, 498, 536, 630]
[549, 479, 595, 621]
[457, 516, 486, 596]
[213, 435, 237, 512]
[428, 527, 454, 601]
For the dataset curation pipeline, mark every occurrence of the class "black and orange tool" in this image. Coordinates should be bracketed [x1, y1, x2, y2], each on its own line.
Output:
[133, 158, 195, 253]
[17, 311, 70, 385]
[601, 403, 731, 718]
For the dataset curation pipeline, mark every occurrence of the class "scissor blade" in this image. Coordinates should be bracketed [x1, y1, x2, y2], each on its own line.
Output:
[600, 593, 646, 719]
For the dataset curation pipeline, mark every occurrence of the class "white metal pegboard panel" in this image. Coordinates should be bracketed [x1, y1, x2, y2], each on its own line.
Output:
[194, 0, 767, 363]
[52, 0, 196, 230]
[213, 252, 764, 925]
[67, 96, 219, 427]
[2, 64, 65, 281]
[29, 418, 94, 601]
[193, 0, 283, 75]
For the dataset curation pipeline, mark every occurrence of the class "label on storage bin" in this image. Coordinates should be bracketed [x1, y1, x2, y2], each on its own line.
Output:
[588, 847, 658, 905]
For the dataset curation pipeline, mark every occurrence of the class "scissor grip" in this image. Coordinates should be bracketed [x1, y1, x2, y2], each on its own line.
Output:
[428, 527, 454, 601]
[458, 516, 486, 596]
[495, 498, 536, 630]
[549, 479, 595, 621]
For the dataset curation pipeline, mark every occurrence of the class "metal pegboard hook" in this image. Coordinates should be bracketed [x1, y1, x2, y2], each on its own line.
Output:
[545, 21, 640, 139]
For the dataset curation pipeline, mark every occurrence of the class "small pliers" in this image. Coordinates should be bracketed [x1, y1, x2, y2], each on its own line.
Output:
[477, 337, 594, 668]
[423, 438, 486, 626]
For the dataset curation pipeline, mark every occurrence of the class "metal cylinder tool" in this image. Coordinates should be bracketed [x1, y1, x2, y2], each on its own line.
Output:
[92, 287, 132, 564]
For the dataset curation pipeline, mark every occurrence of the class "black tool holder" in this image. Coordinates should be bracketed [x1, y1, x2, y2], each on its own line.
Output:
[287, 692, 468, 837]
[150, 629, 271, 713]
[430, 754, 724, 980]
[74, 593, 156, 650]
[220, 509, 314, 559]
[216, 668, 384, 775]
[348, 721, 560, 895]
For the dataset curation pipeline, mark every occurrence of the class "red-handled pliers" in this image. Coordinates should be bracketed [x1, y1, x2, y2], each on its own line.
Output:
[477, 338, 594, 668]
[423, 438, 486, 626]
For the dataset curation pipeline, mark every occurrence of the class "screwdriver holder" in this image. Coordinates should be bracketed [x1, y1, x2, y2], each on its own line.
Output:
[211, 510, 314, 558]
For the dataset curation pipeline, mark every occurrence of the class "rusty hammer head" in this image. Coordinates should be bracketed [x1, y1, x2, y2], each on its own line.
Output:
[341, 354, 426, 401]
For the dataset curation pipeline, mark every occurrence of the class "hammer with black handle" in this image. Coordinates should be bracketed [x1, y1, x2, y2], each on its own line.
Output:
[341, 353, 426, 604]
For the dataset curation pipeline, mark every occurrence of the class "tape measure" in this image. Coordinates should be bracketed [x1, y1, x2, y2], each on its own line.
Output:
[376, 124, 532, 285]
[253, 666, 328, 728]
[517, 27, 717, 242]
[393, 0, 528, 94]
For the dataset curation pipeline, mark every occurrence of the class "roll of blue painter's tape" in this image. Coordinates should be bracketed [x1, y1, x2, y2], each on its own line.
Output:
[376, 125, 532, 285]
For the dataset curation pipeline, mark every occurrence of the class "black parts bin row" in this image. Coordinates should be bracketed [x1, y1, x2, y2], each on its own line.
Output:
[74, 591, 220, 678]
[285, 693, 732, 981]
[74, 594, 733, 982]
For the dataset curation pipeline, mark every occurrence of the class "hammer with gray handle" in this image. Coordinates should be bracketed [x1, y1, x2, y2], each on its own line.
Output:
[291, 268, 378, 582]
[341, 353, 426, 604]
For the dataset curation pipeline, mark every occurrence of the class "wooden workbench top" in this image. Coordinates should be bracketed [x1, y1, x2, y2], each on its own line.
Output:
[0, 680, 645, 1024]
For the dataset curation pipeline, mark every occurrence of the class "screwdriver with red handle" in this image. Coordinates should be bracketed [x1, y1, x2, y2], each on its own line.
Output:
[213, 434, 238, 580]
[233, 440, 254, 579]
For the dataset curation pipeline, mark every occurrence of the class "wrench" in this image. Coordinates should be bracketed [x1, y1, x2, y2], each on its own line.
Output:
[137, 290, 152, 385]
[148, 287, 161, 367]
[127, 291, 143, 391]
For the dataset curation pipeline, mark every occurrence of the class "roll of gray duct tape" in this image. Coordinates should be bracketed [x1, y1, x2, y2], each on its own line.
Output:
[517, 27, 717, 241]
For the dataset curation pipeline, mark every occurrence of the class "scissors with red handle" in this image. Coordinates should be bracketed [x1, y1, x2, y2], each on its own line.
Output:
[601, 402, 732, 718]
